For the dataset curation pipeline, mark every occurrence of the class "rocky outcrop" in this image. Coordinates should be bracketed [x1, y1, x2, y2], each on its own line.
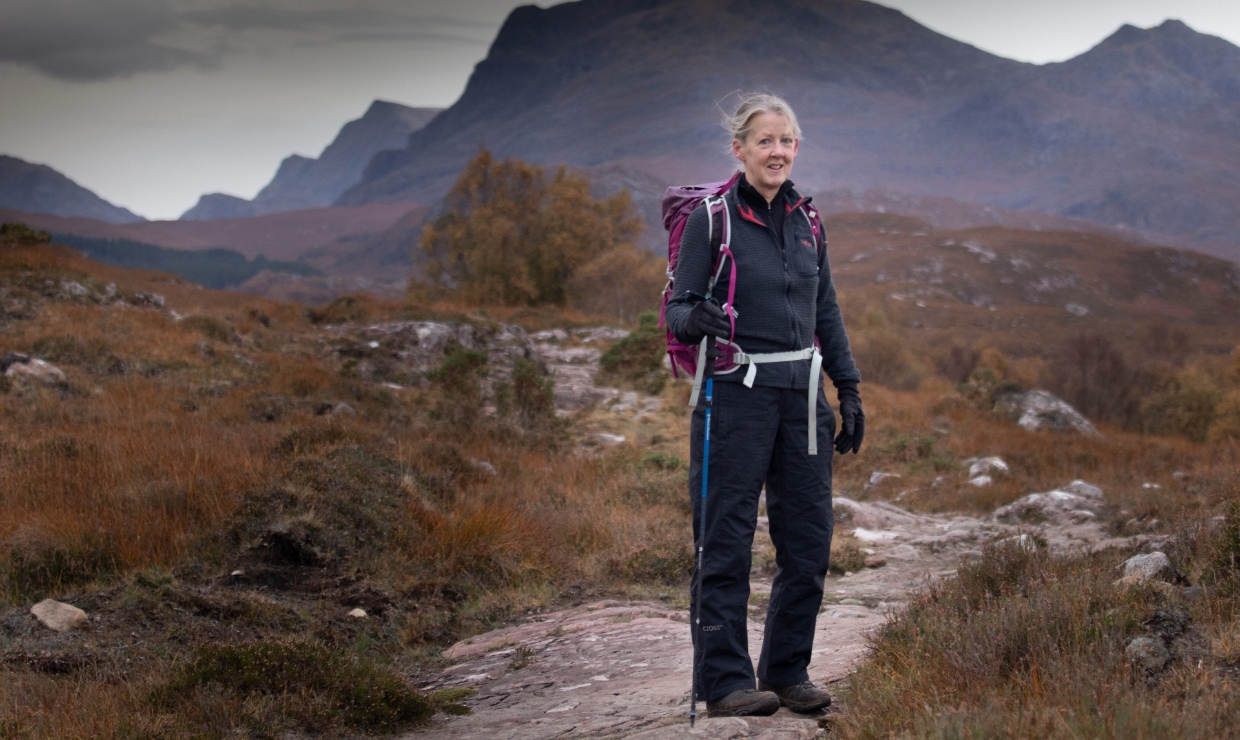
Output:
[993, 389, 1102, 437]
[326, 321, 641, 414]
[993, 480, 1106, 525]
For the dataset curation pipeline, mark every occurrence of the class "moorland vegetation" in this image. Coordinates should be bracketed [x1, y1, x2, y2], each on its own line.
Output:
[0, 156, 1239, 738]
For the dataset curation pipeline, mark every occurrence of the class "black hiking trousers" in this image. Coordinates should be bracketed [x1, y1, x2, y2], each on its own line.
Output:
[689, 380, 836, 702]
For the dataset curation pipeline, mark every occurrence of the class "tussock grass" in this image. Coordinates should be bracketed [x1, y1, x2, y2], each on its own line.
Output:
[835, 503, 1240, 738]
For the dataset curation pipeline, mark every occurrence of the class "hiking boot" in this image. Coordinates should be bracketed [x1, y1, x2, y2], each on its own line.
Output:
[705, 688, 781, 718]
[758, 680, 832, 712]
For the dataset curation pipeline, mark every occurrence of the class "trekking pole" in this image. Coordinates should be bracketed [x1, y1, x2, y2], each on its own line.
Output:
[689, 322, 717, 727]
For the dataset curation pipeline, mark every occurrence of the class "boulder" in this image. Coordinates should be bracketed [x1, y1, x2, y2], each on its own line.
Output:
[993, 482, 1105, 525]
[967, 456, 1009, 477]
[30, 599, 88, 632]
[993, 389, 1101, 437]
[1125, 636, 1170, 673]
[1120, 552, 1179, 583]
[4, 355, 67, 386]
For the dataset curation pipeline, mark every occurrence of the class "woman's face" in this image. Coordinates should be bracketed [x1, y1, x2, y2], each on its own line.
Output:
[732, 112, 799, 199]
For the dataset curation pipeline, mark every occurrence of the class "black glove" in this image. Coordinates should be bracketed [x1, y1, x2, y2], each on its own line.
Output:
[685, 299, 731, 340]
[834, 384, 865, 454]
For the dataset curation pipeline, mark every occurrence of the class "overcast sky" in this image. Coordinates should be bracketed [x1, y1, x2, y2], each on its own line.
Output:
[2, 0, 1239, 221]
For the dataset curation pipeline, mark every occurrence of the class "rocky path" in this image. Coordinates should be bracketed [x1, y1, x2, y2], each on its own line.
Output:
[407, 488, 1150, 740]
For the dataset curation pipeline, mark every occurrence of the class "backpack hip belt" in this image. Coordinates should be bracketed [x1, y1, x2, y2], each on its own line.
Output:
[690, 341, 824, 456]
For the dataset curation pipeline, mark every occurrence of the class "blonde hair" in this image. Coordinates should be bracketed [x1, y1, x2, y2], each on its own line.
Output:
[723, 93, 802, 144]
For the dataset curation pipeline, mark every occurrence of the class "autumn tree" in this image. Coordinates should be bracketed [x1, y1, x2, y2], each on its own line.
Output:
[418, 147, 660, 317]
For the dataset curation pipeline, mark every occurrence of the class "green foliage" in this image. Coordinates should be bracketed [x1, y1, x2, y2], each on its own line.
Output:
[597, 311, 667, 394]
[0, 222, 50, 244]
[496, 357, 559, 436]
[50, 233, 320, 289]
[829, 538, 866, 575]
[156, 639, 433, 732]
[426, 342, 489, 431]
[420, 147, 645, 307]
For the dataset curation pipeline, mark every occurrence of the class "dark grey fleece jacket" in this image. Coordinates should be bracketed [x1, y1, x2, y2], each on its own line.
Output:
[665, 176, 861, 391]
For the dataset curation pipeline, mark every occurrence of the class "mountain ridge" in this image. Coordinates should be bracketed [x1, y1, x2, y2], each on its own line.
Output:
[332, 0, 1240, 261]
[181, 101, 441, 220]
[0, 155, 145, 224]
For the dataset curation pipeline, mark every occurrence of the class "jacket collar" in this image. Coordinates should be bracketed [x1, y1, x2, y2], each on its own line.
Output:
[732, 174, 804, 229]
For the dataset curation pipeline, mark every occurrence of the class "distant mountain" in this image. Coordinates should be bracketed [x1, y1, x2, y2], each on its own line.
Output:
[0, 155, 144, 224]
[182, 101, 441, 220]
[332, 0, 1240, 260]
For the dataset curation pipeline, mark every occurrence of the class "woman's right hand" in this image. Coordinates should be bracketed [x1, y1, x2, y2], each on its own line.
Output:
[686, 300, 731, 339]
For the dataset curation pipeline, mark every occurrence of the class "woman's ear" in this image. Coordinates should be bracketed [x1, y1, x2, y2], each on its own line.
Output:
[731, 138, 744, 162]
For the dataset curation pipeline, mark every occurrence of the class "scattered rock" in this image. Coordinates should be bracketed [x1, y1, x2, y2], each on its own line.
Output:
[469, 458, 497, 476]
[993, 482, 1105, 525]
[1120, 552, 1179, 584]
[4, 355, 67, 386]
[595, 433, 626, 445]
[1113, 576, 1177, 598]
[330, 402, 356, 416]
[992, 389, 1101, 437]
[1125, 636, 1170, 673]
[348, 608, 367, 619]
[867, 471, 900, 487]
[853, 528, 900, 542]
[0, 351, 30, 373]
[966, 456, 1009, 477]
[992, 533, 1039, 552]
[864, 556, 887, 568]
[30, 599, 88, 632]
[969, 475, 992, 487]
[131, 292, 165, 308]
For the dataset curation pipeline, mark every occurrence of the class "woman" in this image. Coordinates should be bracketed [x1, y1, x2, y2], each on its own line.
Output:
[665, 94, 865, 718]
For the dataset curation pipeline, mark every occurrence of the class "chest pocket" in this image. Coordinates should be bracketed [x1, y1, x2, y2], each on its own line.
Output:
[786, 211, 819, 277]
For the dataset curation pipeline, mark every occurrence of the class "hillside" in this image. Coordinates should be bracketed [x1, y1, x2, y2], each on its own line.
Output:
[825, 212, 1240, 356]
[0, 155, 143, 224]
[181, 101, 441, 220]
[2, 223, 1238, 737]
[334, 0, 1240, 261]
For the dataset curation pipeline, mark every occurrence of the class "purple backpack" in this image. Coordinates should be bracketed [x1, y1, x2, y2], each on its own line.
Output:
[658, 172, 825, 380]
[658, 172, 740, 380]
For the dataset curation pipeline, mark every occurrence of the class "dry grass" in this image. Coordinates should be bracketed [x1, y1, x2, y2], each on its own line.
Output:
[4, 222, 1240, 736]
[833, 509, 1240, 739]
[0, 236, 694, 736]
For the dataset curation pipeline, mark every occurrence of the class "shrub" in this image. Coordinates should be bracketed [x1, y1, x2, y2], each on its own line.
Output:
[426, 342, 488, 431]
[1048, 332, 1145, 427]
[848, 308, 923, 390]
[419, 147, 645, 307]
[597, 311, 667, 394]
[1209, 390, 1240, 442]
[0, 222, 50, 244]
[155, 639, 434, 732]
[567, 246, 666, 323]
[1142, 368, 1223, 442]
[496, 357, 559, 436]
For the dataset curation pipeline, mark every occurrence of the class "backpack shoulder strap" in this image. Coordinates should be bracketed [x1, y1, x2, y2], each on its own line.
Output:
[703, 194, 731, 294]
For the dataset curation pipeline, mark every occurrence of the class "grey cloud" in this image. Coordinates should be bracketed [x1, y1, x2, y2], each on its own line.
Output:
[0, 0, 212, 81]
[0, 0, 496, 81]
